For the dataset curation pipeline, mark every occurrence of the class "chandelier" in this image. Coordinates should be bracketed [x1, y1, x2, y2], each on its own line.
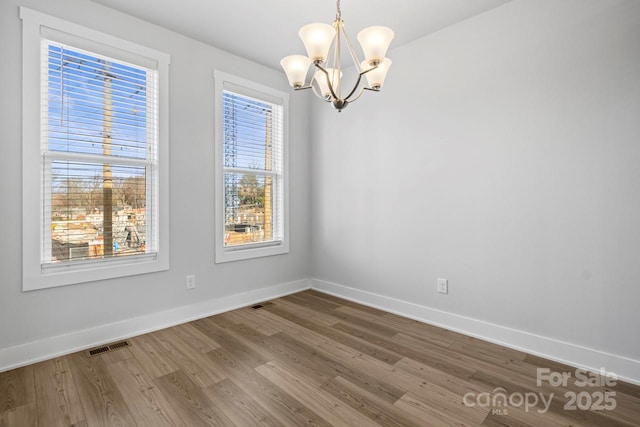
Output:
[280, 0, 394, 112]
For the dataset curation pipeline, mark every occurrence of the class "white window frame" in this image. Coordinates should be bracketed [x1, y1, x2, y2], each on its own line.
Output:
[214, 71, 290, 263]
[21, 7, 170, 291]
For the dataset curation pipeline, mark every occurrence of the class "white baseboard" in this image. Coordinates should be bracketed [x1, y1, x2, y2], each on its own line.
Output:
[310, 278, 640, 386]
[4, 276, 638, 386]
[0, 278, 310, 373]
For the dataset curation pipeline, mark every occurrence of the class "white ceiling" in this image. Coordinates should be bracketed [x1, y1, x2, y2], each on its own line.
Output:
[91, 0, 511, 70]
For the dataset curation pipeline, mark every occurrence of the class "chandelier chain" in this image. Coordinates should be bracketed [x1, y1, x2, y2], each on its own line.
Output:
[336, 0, 342, 19]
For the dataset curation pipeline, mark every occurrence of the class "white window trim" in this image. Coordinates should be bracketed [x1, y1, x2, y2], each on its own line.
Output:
[213, 70, 290, 263]
[21, 7, 170, 291]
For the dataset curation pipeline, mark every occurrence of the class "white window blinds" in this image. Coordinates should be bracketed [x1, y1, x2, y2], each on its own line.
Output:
[41, 39, 159, 266]
[222, 90, 284, 247]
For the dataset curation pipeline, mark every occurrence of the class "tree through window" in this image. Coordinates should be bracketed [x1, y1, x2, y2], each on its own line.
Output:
[222, 90, 284, 248]
[43, 41, 158, 264]
[21, 7, 169, 290]
[214, 72, 289, 263]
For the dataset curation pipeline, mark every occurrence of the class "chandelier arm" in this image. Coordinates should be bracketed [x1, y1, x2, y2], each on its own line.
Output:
[335, 22, 342, 98]
[314, 63, 340, 102]
[343, 64, 377, 102]
[308, 71, 329, 101]
[340, 25, 363, 70]
[346, 85, 366, 104]
[361, 64, 378, 74]
[311, 84, 331, 102]
[326, 35, 338, 70]
[343, 73, 363, 102]
[359, 63, 379, 78]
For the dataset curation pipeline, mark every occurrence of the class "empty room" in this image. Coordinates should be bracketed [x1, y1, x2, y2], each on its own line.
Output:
[1, 0, 639, 425]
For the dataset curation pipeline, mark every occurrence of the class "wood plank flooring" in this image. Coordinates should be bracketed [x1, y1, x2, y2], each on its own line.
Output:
[1, 289, 639, 426]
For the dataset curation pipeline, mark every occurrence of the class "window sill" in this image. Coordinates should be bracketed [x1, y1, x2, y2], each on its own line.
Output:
[23, 253, 169, 291]
[215, 241, 289, 263]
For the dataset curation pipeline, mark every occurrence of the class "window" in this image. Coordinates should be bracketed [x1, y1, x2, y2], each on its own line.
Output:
[214, 71, 289, 262]
[21, 8, 170, 290]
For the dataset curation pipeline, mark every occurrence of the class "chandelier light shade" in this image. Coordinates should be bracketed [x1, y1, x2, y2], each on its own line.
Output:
[357, 26, 395, 65]
[361, 58, 392, 89]
[280, 0, 394, 112]
[299, 23, 336, 63]
[280, 55, 313, 87]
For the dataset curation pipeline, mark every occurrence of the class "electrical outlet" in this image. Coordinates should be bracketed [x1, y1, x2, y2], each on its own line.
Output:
[186, 274, 196, 290]
[437, 278, 448, 294]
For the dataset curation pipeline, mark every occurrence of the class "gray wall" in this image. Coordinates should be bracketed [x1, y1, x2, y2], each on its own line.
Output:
[311, 0, 640, 361]
[0, 0, 310, 350]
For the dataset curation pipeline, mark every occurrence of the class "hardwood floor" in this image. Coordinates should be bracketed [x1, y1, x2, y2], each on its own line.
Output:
[1, 290, 639, 426]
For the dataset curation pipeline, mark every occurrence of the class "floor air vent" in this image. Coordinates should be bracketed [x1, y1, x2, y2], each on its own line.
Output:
[86, 340, 130, 357]
[87, 346, 109, 356]
[251, 301, 273, 310]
